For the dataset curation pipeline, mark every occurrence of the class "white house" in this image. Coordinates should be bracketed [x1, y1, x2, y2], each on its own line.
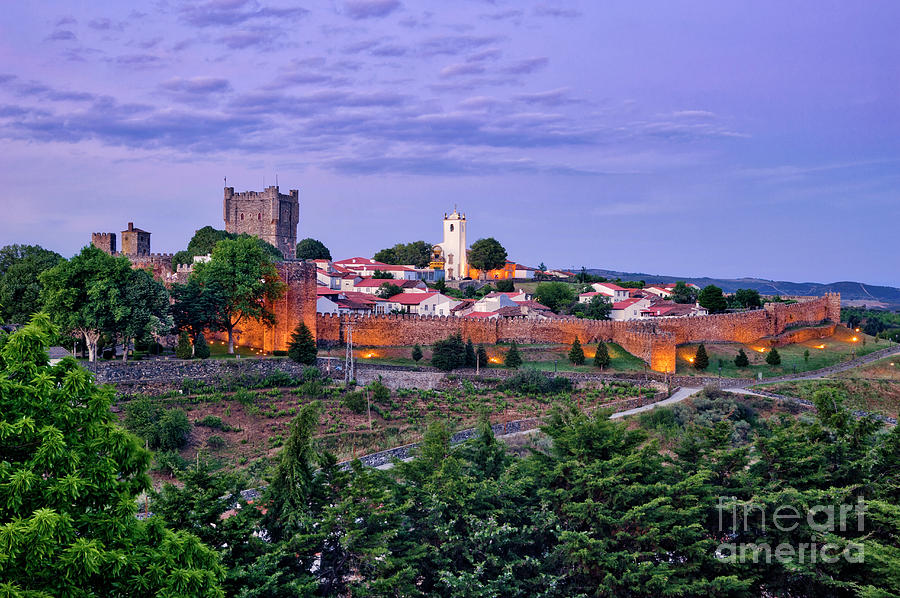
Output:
[591, 282, 630, 302]
[471, 293, 519, 313]
[610, 297, 652, 321]
[513, 264, 537, 279]
[333, 257, 418, 280]
[353, 278, 428, 295]
[387, 292, 460, 316]
[643, 286, 673, 298]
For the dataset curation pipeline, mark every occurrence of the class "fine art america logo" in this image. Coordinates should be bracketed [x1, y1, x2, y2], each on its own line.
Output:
[715, 496, 865, 564]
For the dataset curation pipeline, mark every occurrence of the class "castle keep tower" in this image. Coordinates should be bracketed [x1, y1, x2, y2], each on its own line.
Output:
[224, 185, 299, 259]
[91, 232, 116, 254]
[120, 222, 151, 256]
[434, 209, 467, 280]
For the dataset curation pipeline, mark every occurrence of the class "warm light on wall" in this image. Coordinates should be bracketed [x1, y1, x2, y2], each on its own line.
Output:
[851, 337, 858, 342]
[489, 357, 501, 364]
[754, 347, 766, 353]
[815, 344, 826, 349]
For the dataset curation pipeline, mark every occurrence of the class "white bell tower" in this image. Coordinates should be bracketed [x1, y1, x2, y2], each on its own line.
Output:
[440, 208, 467, 280]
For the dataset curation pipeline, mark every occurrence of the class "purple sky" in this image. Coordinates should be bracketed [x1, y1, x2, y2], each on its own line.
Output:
[1, 1, 898, 285]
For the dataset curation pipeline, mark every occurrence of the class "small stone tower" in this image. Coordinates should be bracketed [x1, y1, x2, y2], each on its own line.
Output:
[435, 209, 467, 280]
[223, 186, 300, 259]
[91, 232, 116, 254]
[120, 222, 151, 256]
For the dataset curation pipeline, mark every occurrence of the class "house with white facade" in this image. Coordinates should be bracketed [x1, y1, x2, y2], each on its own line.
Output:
[353, 278, 428, 295]
[609, 297, 652, 321]
[387, 292, 460, 316]
[591, 283, 631, 302]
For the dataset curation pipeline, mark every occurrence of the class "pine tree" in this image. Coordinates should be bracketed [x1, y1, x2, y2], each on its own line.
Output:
[693, 344, 709, 370]
[803, 348, 810, 363]
[194, 332, 211, 359]
[176, 330, 193, 359]
[594, 341, 610, 369]
[477, 344, 489, 368]
[411, 343, 423, 362]
[288, 322, 317, 365]
[734, 348, 750, 367]
[569, 337, 585, 366]
[465, 338, 476, 367]
[504, 341, 522, 369]
[766, 347, 782, 366]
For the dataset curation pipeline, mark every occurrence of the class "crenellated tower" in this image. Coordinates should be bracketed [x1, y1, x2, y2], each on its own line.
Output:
[224, 185, 300, 259]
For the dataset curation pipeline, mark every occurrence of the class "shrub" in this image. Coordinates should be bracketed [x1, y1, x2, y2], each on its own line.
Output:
[766, 347, 782, 366]
[194, 333, 211, 359]
[287, 322, 317, 365]
[569, 337, 585, 365]
[431, 333, 466, 371]
[207, 435, 226, 449]
[734, 348, 750, 368]
[296, 379, 325, 398]
[175, 331, 192, 359]
[152, 451, 188, 476]
[502, 369, 572, 395]
[411, 344, 423, 362]
[342, 390, 367, 414]
[504, 341, 523, 369]
[124, 398, 190, 450]
[273, 350, 288, 357]
[157, 409, 192, 451]
[196, 415, 224, 429]
[368, 379, 391, 405]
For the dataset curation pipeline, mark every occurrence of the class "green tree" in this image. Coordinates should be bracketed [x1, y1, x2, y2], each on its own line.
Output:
[411, 343, 423, 362]
[370, 269, 394, 279]
[504, 341, 523, 368]
[171, 277, 226, 348]
[572, 294, 612, 320]
[693, 343, 709, 370]
[295, 237, 332, 260]
[40, 246, 132, 361]
[698, 284, 728, 313]
[0, 315, 224, 596]
[431, 333, 466, 371]
[376, 281, 402, 299]
[0, 244, 63, 324]
[192, 236, 286, 354]
[468, 238, 508, 279]
[287, 322, 317, 365]
[733, 288, 762, 309]
[494, 279, 515, 292]
[670, 281, 698, 304]
[465, 338, 476, 367]
[766, 347, 781, 365]
[534, 281, 576, 313]
[176, 330, 193, 359]
[568, 337, 585, 365]
[194, 331, 211, 359]
[734, 348, 750, 367]
[374, 241, 433, 268]
[118, 267, 171, 362]
[594, 341, 610, 369]
[175, 225, 283, 265]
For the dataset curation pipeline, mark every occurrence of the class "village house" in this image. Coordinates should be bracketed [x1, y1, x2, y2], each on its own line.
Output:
[590, 282, 631, 302]
[386, 292, 460, 316]
[640, 301, 708, 318]
[353, 278, 428, 295]
[316, 287, 389, 315]
[609, 297, 652, 321]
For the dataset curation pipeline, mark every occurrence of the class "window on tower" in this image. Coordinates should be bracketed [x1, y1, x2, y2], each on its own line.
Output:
[450, 224, 454, 232]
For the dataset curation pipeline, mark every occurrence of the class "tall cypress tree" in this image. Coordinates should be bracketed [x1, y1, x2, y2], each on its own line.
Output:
[594, 341, 610, 369]
[504, 341, 523, 369]
[734, 348, 749, 367]
[693, 344, 709, 370]
[288, 322, 317, 365]
[465, 338, 476, 368]
[569, 337, 585, 366]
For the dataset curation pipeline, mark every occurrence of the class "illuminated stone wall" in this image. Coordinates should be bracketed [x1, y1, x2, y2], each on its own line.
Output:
[314, 294, 838, 373]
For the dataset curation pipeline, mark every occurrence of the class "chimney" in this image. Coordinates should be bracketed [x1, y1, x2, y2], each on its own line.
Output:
[128, 222, 134, 231]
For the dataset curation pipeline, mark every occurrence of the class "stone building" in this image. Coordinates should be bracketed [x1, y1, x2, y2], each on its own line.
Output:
[120, 222, 151, 256]
[223, 185, 299, 259]
[91, 232, 116, 254]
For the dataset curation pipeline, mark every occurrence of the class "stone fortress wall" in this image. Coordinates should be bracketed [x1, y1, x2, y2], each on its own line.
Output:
[223, 186, 299, 259]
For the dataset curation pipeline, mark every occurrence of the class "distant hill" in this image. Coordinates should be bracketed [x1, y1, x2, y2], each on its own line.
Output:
[579, 268, 900, 309]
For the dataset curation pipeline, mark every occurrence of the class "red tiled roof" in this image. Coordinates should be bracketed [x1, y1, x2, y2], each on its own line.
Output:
[354, 278, 399, 287]
[579, 291, 600, 297]
[595, 283, 627, 291]
[514, 300, 551, 311]
[335, 257, 412, 271]
[465, 311, 498, 319]
[612, 298, 642, 309]
[387, 292, 443, 305]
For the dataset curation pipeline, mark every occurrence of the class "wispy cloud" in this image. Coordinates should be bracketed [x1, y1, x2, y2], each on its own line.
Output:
[180, 0, 309, 27]
[46, 29, 77, 42]
[343, 0, 402, 20]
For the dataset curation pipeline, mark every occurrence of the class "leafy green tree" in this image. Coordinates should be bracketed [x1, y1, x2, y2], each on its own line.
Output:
[287, 322, 317, 365]
[733, 288, 762, 309]
[171, 277, 226, 347]
[431, 333, 466, 371]
[694, 343, 709, 370]
[370, 269, 394, 279]
[295, 237, 332, 260]
[698, 284, 728, 313]
[176, 330, 193, 359]
[411, 343, 423, 362]
[0, 315, 224, 596]
[40, 246, 132, 361]
[192, 237, 286, 354]
[468, 238, 508, 279]
[465, 338, 476, 368]
[765, 347, 781, 365]
[376, 281, 402, 298]
[0, 244, 63, 324]
[118, 268, 171, 362]
[194, 332, 211, 359]
[734, 347, 750, 367]
[494, 279, 515, 292]
[374, 241, 433, 268]
[670, 281, 697, 304]
[572, 294, 612, 319]
[175, 225, 283, 265]
[504, 341, 523, 368]
[594, 341, 610, 369]
[477, 344, 489, 368]
[534, 281, 576, 313]
[568, 337, 585, 365]
[431, 278, 447, 293]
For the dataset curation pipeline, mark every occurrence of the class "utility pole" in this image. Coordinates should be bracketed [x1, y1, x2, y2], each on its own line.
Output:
[367, 389, 372, 430]
[344, 322, 354, 385]
[476, 351, 480, 375]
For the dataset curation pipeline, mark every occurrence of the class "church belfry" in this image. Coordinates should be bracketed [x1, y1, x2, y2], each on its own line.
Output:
[434, 208, 467, 280]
